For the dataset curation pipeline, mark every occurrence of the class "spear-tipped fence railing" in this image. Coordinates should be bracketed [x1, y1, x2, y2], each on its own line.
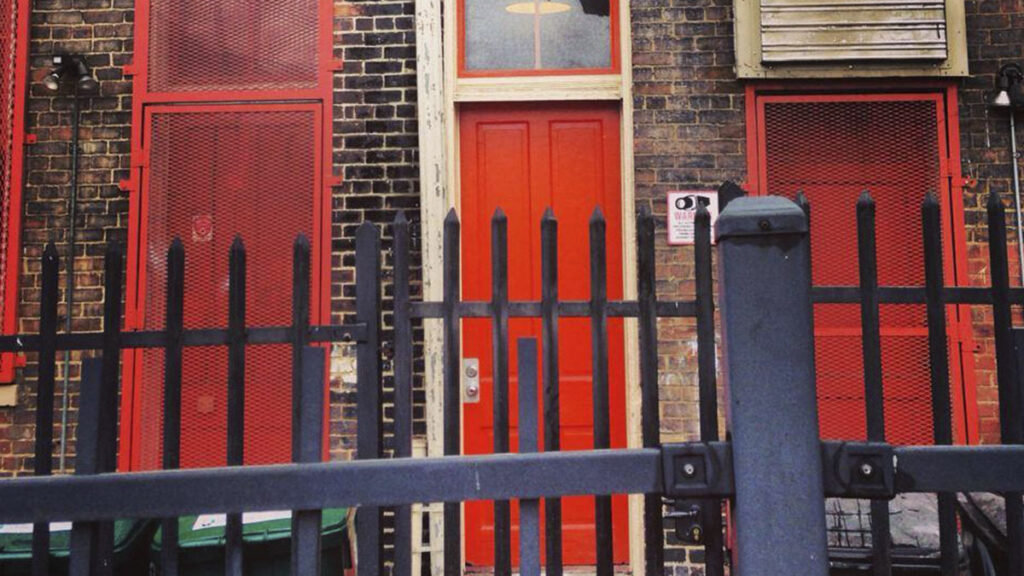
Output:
[0, 186, 1023, 576]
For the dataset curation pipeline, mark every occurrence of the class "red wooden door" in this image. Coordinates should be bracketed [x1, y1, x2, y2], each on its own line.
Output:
[754, 93, 973, 445]
[460, 102, 629, 566]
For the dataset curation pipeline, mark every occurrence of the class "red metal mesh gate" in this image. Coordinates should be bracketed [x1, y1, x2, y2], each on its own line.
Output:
[758, 95, 958, 445]
[145, 0, 320, 95]
[0, 0, 25, 383]
[132, 106, 318, 470]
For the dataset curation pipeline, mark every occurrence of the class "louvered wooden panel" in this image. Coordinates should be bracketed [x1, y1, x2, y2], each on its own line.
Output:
[760, 0, 947, 62]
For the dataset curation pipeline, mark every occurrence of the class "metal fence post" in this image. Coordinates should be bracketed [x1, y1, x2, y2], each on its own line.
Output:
[715, 196, 828, 576]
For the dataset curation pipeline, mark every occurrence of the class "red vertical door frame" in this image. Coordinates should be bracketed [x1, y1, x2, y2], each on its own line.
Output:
[119, 0, 336, 470]
[745, 87, 978, 444]
[0, 0, 29, 382]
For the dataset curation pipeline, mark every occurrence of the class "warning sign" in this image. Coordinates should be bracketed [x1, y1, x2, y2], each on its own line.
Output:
[667, 191, 719, 245]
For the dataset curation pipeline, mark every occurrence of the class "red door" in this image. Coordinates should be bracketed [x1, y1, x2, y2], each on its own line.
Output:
[460, 102, 629, 566]
[121, 103, 329, 471]
[753, 93, 974, 445]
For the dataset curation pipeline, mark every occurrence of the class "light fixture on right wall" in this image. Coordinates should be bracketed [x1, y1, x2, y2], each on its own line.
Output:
[990, 63, 1024, 288]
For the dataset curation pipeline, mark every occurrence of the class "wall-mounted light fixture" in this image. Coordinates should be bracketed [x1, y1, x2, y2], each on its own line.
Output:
[991, 64, 1024, 110]
[990, 63, 1024, 290]
[40, 53, 100, 472]
[41, 54, 98, 93]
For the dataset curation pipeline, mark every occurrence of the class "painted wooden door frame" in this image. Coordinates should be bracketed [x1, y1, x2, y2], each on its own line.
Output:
[414, 0, 641, 572]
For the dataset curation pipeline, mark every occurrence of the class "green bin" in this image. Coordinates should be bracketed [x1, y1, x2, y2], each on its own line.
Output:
[0, 520, 154, 575]
[150, 509, 351, 576]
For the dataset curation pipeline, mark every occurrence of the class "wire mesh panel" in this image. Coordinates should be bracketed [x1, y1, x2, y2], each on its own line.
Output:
[760, 96, 952, 445]
[146, 0, 320, 94]
[134, 107, 318, 470]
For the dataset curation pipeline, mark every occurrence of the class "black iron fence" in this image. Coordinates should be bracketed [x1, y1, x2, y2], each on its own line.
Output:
[0, 185, 1022, 576]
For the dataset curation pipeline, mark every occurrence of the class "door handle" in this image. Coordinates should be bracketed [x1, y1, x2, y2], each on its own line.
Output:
[463, 358, 480, 403]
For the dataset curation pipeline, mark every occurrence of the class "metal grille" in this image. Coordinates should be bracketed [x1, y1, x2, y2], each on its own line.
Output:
[136, 109, 317, 469]
[147, 0, 319, 94]
[0, 0, 18, 379]
[762, 98, 947, 445]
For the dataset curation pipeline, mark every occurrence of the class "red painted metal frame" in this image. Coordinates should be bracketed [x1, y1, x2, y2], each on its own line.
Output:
[744, 84, 979, 445]
[119, 0, 336, 470]
[457, 0, 621, 78]
[0, 0, 29, 383]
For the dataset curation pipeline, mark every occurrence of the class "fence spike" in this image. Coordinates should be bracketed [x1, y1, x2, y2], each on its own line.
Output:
[491, 206, 511, 576]
[539, 206, 562, 576]
[32, 242, 59, 576]
[588, 205, 613, 576]
[636, 200, 662, 576]
[441, 206, 461, 576]
[391, 210, 413, 576]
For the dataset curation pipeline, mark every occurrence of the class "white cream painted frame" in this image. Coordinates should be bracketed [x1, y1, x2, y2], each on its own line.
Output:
[415, 0, 641, 573]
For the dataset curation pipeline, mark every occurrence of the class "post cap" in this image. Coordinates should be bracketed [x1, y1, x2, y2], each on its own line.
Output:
[715, 196, 808, 241]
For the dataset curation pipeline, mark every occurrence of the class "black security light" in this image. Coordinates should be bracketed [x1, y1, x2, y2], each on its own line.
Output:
[991, 63, 1024, 110]
[42, 54, 98, 93]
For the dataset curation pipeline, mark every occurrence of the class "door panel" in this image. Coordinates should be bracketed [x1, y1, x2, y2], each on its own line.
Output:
[124, 104, 324, 471]
[460, 102, 628, 566]
[756, 94, 971, 445]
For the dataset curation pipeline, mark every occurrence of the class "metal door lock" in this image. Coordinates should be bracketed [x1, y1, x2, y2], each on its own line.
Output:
[665, 499, 705, 544]
[463, 358, 480, 403]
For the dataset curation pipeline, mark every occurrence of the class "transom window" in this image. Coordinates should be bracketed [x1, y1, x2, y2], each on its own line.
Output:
[460, 0, 616, 76]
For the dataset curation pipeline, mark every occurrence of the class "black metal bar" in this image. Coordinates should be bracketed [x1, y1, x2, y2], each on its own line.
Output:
[694, 203, 724, 576]
[31, 244, 58, 576]
[1008, 329, 1024, 575]
[95, 242, 122, 576]
[355, 221, 383, 576]
[8, 441, 1024, 524]
[161, 239, 185, 576]
[406, 300, 699, 320]
[988, 193, 1023, 576]
[518, 338, 541, 576]
[292, 347, 325, 576]
[69, 358, 102, 576]
[588, 208, 613, 576]
[392, 212, 413, 576]
[540, 208, 563, 576]
[717, 197, 828, 576]
[856, 192, 892, 576]
[289, 235, 318, 575]
[636, 205, 662, 576]
[921, 194, 957, 576]
[225, 237, 246, 576]
[291, 235, 311, 461]
[0, 448, 669, 523]
[491, 209, 512, 576]
[442, 209, 462, 575]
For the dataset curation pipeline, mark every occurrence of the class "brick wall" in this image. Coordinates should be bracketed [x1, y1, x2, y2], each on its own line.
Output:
[0, 0, 132, 476]
[957, 0, 1024, 445]
[630, 0, 743, 571]
[331, 0, 421, 463]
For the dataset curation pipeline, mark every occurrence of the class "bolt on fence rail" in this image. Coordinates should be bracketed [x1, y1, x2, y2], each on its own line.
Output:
[1, 187, 1023, 576]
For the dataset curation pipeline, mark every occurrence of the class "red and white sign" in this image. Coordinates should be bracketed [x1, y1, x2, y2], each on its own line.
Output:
[191, 214, 214, 243]
[667, 191, 719, 245]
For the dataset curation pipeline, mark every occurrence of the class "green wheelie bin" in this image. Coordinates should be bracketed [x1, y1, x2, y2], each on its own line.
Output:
[150, 509, 351, 575]
[0, 520, 154, 575]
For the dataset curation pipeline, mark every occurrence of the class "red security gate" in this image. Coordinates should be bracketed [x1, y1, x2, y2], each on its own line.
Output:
[122, 104, 329, 470]
[120, 0, 335, 470]
[748, 90, 976, 445]
[0, 0, 27, 383]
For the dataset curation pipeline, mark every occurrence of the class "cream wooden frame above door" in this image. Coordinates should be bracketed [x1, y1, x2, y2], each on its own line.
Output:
[414, 0, 640, 572]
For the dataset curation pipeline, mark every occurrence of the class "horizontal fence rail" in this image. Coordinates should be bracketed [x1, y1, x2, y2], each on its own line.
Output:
[1, 183, 1023, 576]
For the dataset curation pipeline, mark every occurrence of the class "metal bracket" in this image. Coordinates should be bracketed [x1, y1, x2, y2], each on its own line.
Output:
[661, 442, 732, 498]
[822, 441, 896, 499]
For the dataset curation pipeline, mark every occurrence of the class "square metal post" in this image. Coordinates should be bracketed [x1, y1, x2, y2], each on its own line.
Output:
[715, 196, 828, 576]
